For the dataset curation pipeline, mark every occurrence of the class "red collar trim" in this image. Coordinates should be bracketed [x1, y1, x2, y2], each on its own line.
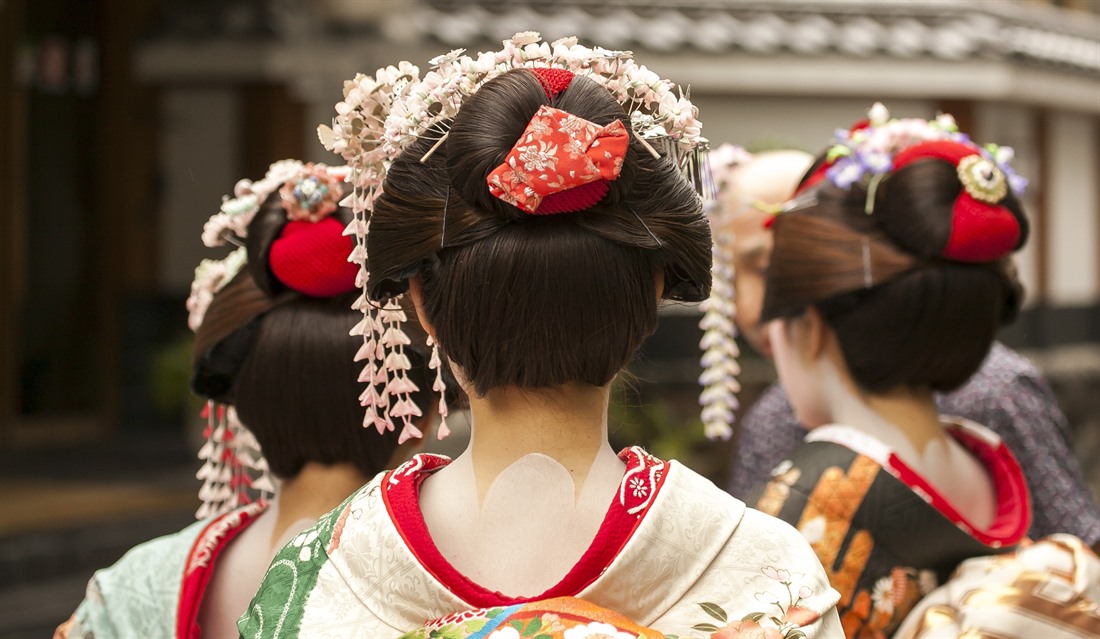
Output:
[176, 501, 268, 639]
[884, 423, 1031, 548]
[381, 446, 668, 608]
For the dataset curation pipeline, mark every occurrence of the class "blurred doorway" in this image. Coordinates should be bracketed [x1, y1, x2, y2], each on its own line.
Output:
[1, 0, 159, 447]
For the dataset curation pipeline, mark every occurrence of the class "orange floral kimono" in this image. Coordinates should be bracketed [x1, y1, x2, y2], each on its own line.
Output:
[752, 419, 1031, 638]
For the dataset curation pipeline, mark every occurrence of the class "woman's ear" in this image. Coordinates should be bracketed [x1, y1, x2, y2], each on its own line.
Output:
[792, 306, 829, 363]
[407, 276, 438, 342]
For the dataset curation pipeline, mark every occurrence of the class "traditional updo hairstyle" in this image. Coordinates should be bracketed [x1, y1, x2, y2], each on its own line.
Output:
[367, 69, 712, 397]
[761, 147, 1028, 394]
[191, 193, 430, 478]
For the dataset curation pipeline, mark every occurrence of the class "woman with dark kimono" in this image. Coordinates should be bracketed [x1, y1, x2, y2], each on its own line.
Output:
[749, 104, 1035, 637]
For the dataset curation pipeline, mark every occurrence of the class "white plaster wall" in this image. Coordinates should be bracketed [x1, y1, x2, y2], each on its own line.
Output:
[690, 94, 934, 153]
[1047, 112, 1100, 305]
[158, 89, 240, 292]
[974, 102, 1042, 307]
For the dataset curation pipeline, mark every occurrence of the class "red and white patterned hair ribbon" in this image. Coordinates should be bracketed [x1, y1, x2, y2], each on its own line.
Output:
[486, 105, 629, 215]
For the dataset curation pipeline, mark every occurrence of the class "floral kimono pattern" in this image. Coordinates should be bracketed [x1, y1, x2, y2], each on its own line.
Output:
[400, 596, 667, 639]
[239, 447, 844, 637]
[751, 419, 1030, 638]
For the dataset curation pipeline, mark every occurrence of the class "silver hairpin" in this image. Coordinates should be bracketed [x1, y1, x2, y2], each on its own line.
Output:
[440, 185, 450, 248]
[780, 190, 819, 214]
[861, 236, 873, 288]
[627, 206, 662, 248]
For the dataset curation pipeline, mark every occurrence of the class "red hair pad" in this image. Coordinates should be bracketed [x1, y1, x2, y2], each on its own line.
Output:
[529, 67, 575, 99]
[795, 164, 830, 196]
[944, 195, 1021, 262]
[537, 181, 610, 215]
[269, 217, 359, 297]
[894, 139, 977, 168]
[895, 140, 1020, 263]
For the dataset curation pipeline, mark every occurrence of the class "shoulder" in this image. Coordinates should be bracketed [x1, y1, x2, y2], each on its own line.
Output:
[72, 518, 212, 638]
[664, 504, 842, 636]
[665, 463, 839, 612]
[663, 458, 746, 519]
[90, 517, 210, 593]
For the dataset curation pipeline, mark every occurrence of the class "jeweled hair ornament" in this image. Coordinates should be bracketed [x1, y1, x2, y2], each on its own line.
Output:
[793, 102, 1027, 263]
[188, 160, 375, 519]
[319, 32, 713, 443]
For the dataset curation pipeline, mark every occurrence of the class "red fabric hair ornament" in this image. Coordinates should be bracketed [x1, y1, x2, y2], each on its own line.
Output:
[894, 140, 1020, 263]
[485, 68, 630, 215]
[269, 216, 359, 297]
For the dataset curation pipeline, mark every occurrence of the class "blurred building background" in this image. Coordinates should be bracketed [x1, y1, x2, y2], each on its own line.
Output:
[1, 0, 1098, 636]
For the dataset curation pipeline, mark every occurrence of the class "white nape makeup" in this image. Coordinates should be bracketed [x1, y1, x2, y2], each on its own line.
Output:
[419, 445, 623, 596]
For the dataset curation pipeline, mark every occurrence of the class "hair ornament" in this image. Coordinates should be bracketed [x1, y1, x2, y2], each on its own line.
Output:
[322, 33, 712, 439]
[799, 103, 1026, 202]
[794, 103, 1027, 263]
[194, 402, 274, 520]
[186, 248, 248, 332]
[956, 154, 1008, 204]
[427, 335, 451, 440]
[762, 190, 820, 229]
[486, 105, 629, 214]
[268, 217, 359, 298]
[201, 159, 306, 248]
[894, 139, 1024, 262]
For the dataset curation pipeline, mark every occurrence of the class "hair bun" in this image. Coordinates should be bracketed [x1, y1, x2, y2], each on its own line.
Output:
[874, 152, 1027, 265]
[445, 69, 637, 220]
[445, 69, 550, 219]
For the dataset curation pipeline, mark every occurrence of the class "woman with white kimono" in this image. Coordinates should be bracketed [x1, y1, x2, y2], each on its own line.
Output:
[239, 34, 843, 639]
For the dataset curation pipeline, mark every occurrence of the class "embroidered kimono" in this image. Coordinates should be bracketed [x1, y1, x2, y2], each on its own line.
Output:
[239, 447, 844, 638]
[895, 533, 1100, 639]
[400, 597, 668, 639]
[63, 502, 267, 639]
[751, 419, 1031, 638]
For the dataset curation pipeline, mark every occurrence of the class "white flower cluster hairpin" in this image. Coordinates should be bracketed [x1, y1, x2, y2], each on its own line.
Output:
[195, 404, 275, 519]
[698, 144, 750, 441]
[319, 32, 713, 445]
[823, 103, 1026, 213]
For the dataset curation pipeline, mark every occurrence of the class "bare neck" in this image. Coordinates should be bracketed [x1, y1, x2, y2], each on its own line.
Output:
[819, 350, 947, 457]
[834, 385, 946, 454]
[269, 462, 370, 550]
[464, 382, 615, 500]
